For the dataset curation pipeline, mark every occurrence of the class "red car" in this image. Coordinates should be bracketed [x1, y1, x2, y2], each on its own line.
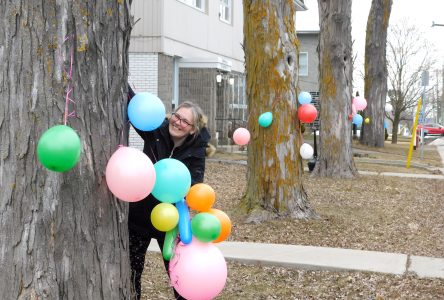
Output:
[417, 123, 444, 135]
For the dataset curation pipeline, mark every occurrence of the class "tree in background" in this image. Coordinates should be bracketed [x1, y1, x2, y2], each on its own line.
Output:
[0, 1, 132, 298]
[360, 0, 393, 147]
[241, 0, 317, 223]
[386, 21, 434, 144]
[312, 0, 358, 178]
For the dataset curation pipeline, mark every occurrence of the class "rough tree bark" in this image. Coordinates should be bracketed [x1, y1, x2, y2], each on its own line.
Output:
[0, 1, 132, 299]
[241, 0, 318, 223]
[360, 0, 392, 147]
[312, 0, 358, 178]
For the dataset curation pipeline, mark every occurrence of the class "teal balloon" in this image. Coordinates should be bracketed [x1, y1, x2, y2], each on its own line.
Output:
[191, 213, 221, 243]
[258, 112, 273, 128]
[152, 158, 191, 203]
[37, 125, 81, 172]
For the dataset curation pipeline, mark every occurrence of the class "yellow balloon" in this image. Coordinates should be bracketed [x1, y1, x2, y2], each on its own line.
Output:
[151, 203, 179, 232]
[365, 117, 370, 124]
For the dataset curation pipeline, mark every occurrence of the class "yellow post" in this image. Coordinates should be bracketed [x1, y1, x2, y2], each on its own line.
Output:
[406, 98, 422, 168]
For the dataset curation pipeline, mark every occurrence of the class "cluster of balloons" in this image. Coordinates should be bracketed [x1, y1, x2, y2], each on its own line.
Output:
[298, 91, 318, 123]
[351, 96, 368, 127]
[106, 91, 229, 300]
[37, 125, 81, 172]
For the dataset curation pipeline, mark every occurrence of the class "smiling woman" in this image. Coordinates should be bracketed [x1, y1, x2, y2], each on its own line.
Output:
[126, 86, 211, 300]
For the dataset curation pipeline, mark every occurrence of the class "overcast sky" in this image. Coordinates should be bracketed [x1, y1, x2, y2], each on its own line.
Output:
[296, 0, 444, 92]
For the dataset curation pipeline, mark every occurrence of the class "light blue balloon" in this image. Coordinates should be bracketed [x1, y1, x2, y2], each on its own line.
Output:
[384, 119, 387, 129]
[152, 158, 191, 203]
[258, 112, 273, 128]
[298, 91, 312, 105]
[128, 92, 166, 131]
[352, 114, 363, 127]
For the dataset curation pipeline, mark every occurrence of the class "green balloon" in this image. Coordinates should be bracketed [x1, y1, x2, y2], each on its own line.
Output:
[191, 213, 221, 243]
[37, 125, 81, 172]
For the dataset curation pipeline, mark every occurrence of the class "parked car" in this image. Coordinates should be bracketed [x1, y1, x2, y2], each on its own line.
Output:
[417, 123, 444, 135]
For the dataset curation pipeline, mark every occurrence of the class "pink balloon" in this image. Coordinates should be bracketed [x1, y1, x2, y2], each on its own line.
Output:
[169, 239, 227, 300]
[232, 127, 250, 146]
[353, 96, 367, 111]
[351, 103, 357, 115]
[105, 146, 156, 202]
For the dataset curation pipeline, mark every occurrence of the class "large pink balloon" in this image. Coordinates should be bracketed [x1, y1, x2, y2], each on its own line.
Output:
[169, 239, 227, 300]
[232, 127, 250, 146]
[106, 146, 156, 202]
[353, 96, 367, 111]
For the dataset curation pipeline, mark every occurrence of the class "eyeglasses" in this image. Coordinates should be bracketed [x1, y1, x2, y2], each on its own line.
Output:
[171, 112, 193, 128]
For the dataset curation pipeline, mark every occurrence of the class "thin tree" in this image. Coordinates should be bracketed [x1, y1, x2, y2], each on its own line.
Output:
[386, 21, 434, 144]
[312, 0, 358, 178]
[0, 1, 133, 299]
[360, 0, 393, 147]
[241, 0, 318, 223]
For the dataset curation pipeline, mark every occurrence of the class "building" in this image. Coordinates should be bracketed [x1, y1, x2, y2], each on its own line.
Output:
[128, 0, 314, 148]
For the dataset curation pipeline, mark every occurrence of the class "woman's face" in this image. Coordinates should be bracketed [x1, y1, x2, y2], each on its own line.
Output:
[169, 107, 195, 139]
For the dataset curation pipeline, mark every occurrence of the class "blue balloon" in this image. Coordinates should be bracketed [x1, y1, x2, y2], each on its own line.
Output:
[384, 119, 388, 129]
[128, 92, 166, 131]
[258, 112, 273, 128]
[352, 114, 363, 127]
[175, 199, 192, 244]
[298, 91, 312, 105]
[152, 158, 191, 203]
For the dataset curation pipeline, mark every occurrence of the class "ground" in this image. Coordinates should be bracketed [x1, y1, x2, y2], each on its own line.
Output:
[140, 139, 444, 299]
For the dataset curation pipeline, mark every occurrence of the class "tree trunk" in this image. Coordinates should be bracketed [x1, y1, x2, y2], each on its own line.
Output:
[391, 112, 400, 144]
[0, 1, 132, 299]
[241, 0, 317, 223]
[360, 0, 392, 147]
[312, 0, 358, 178]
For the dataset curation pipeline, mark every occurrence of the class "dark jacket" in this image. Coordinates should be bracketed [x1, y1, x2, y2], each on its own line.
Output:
[127, 87, 210, 236]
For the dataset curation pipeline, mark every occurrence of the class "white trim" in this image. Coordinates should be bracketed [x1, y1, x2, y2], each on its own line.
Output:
[176, 0, 206, 13]
[219, 0, 232, 24]
[178, 57, 232, 72]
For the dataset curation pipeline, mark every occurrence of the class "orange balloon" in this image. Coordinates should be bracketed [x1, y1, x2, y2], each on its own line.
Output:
[207, 208, 232, 243]
[186, 183, 216, 212]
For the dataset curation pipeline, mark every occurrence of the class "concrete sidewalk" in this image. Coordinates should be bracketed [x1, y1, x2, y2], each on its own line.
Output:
[148, 241, 444, 279]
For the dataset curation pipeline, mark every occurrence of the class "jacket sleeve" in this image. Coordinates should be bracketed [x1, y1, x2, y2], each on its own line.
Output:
[187, 156, 206, 185]
[127, 84, 149, 141]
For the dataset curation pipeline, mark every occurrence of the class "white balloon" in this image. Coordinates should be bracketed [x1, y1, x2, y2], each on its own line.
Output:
[300, 143, 314, 160]
[385, 103, 393, 113]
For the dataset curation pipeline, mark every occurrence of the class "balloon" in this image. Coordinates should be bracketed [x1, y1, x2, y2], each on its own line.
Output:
[176, 199, 192, 244]
[207, 208, 232, 243]
[300, 143, 314, 160]
[151, 203, 179, 232]
[258, 112, 273, 128]
[348, 114, 353, 121]
[105, 146, 156, 202]
[298, 104, 318, 123]
[37, 125, 81, 172]
[191, 213, 221, 243]
[352, 114, 363, 127]
[186, 183, 216, 212]
[163, 226, 178, 261]
[152, 158, 191, 203]
[169, 239, 227, 300]
[384, 119, 388, 129]
[365, 117, 370, 124]
[352, 96, 367, 111]
[128, 92, 166, 131]
[232, 128, 250, 145]
[298, 91, 312, 105]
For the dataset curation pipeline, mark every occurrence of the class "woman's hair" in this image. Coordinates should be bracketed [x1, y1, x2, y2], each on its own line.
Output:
[174, 101, 207, 136]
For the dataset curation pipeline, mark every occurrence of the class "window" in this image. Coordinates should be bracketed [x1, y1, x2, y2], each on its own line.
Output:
[177, 0, 205, 12]
[299, 52, 308, 76]
[219, 0, 232, 24]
